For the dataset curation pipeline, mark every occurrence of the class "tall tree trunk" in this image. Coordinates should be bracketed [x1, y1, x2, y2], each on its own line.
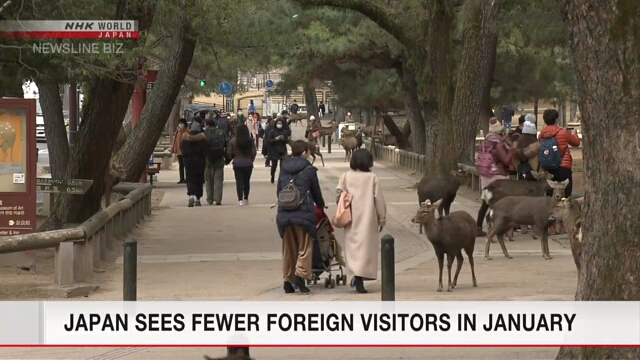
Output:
[113, 10, 197, 182]
[556, 0, 640, 358]
[41, 0, 156, 229]
[35, 79, 69, 179]
[400, 64, 426, 155]
[363, 110, 372, 126]
[479, 33, 498, 135]
[303, 82, 320, 120]
[382, 115, 408, 149]
[451, 0, 501, 166]
[421, 0, 455, 176]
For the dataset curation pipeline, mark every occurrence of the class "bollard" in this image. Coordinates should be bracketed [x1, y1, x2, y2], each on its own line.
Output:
[227, 346, 250, 359]
[327, 135, 332, 154]
[123, 237, 137, 301]
[381, 234, 395, 301]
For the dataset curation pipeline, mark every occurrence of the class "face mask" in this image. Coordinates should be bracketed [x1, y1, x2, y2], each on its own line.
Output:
[276, 124, 283, 129]
[238, 111, 243, 116]
[347, 113, 351, 116]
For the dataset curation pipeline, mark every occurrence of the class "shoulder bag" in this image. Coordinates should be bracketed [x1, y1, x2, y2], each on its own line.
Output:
[332, 173, 353, 228]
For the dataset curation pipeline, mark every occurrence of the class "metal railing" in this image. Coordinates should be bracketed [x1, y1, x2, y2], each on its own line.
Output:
[0, 183, 153, 286]
[365, 140, 481, 192]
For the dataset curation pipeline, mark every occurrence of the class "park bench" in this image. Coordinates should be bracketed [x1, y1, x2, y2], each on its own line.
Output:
[145, 162, 161, 185]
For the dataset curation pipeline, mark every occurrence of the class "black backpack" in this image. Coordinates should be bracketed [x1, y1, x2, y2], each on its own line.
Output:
[278, 166, 311, 211]
[206, 129, 225, 162]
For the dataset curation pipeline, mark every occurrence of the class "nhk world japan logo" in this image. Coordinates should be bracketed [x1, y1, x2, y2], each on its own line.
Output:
[0, 20, 138, 39]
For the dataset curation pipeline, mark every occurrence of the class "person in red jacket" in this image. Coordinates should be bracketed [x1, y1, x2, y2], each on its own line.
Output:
[538, 109, 581, 198]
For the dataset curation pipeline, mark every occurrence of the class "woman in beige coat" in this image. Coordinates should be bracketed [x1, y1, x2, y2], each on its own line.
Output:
[336, 149, 387, 293]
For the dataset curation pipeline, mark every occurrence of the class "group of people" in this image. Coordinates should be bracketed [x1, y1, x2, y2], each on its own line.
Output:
[475, 108, 581, 235]
[171, 106, 389, 295]
[275, 144, 387, 294]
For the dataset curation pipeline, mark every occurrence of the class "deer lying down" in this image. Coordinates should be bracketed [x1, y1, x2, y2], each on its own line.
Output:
[551, 196, 585, 272]
[484, 179, 568, 261]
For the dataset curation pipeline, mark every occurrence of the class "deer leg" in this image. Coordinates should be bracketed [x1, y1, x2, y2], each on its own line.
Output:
[452, 251, 464, 289]
[464, 244, 478, 287]
[541, 228, 553, 260]
[435, 248, 445, 292]
[496, 233, 513, 259]
[446, 252, 455, 292]
[484, 230, 494, 260]
[507, 228, 515, 241]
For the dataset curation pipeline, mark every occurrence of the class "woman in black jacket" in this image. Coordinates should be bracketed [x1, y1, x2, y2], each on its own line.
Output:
[266, 118, 290, 184]
[262, 117, 273, 167]
[276, 140, 325, 294]
[180, 122, 209, 207]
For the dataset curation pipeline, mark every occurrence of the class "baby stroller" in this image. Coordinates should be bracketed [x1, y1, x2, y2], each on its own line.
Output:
[308, 206, 347, 288]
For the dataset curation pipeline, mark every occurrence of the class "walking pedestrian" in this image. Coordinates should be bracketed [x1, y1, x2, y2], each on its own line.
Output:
[172, 118, 189, 184]
[227, 124, 257, 206]
[180, 121, 208, 207]
[335, 149, 387, 294]
[318, 101, 326, 117]
[276, 140, 325, 294]
[266, 118, 290, 184]
[204, 119, 227, 205]
[262, 117, 274, 167]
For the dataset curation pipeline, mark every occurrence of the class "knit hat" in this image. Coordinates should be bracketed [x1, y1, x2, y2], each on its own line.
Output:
[522, 121, 537, 135]
[488, 117, 503, 133]
[524, 113, 536, 124]
[309, 115, 316, 121]
[190, 122, 202, 132]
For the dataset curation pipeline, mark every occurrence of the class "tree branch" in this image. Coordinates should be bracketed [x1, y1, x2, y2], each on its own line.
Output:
[0, 0, 10, 14]
[292, 0, 409, 47]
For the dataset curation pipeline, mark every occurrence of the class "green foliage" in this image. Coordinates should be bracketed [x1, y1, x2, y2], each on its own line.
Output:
[491, 0, 575, 103]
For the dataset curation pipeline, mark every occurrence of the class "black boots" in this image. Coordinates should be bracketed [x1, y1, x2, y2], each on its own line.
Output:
[351, 276, 368, 293]
[283, 282, 295, 294]
[294, 276, 310, 293]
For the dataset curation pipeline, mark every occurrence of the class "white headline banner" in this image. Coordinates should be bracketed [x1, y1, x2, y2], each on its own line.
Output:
[6, 301, 640, 346]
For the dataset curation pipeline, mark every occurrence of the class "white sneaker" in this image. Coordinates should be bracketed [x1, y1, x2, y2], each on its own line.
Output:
[243, 199, 249, 206]
[238, 201, 244, 206]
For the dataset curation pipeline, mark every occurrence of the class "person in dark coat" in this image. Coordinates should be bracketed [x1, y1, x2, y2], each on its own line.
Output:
[180, 122, 208, 207]
[262, 117, 274, 167]
[266, 117, 290, 184]
[276, 140, 326, 294]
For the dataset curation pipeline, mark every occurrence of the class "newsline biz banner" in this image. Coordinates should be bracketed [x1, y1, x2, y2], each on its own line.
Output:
[0, 301, 638, 346]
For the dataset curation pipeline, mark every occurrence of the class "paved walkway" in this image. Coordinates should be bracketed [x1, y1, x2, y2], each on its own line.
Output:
[0, 122, 574, 359]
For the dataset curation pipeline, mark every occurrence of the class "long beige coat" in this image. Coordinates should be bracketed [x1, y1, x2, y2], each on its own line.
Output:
[336, 170, 387, 280]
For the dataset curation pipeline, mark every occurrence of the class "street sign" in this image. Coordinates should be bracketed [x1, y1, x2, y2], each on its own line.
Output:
[265, 79, 274, 89]
[36, 178, 93, 195]
[218, 82, 232, 95]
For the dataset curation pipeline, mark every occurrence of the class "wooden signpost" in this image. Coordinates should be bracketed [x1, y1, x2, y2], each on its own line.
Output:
[36, 178, 93, 195]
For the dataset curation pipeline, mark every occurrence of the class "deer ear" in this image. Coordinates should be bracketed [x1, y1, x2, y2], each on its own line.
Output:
[562, 179, 569, 186]
[434, 199, 443, 207]
[575, 197, 585, 205]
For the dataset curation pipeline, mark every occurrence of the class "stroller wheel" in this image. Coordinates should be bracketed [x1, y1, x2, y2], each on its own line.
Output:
[324, 278, 330, 288]
[342, 275, 347, 286]
[336, 275, 342, 283]
[313, 277, 318, 285]
[330, 278, 336, 289]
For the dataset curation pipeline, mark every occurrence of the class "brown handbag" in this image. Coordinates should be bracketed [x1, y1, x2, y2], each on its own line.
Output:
[332, 173, 353, 228]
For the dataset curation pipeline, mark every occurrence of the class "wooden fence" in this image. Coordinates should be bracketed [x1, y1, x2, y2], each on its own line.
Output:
[0, 183, 153, 286]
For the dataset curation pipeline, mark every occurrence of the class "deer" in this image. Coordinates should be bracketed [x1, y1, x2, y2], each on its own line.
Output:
[480, 171, 554, 239]
[551, 196, 585, 272]
[288, 113, 305, 126]
[414, 169, 468, 234]
[288, 140, 324, 167]
[411, 199, 478, 292]
[339, 136, 357, 162]
[484, 179, 569, 260]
